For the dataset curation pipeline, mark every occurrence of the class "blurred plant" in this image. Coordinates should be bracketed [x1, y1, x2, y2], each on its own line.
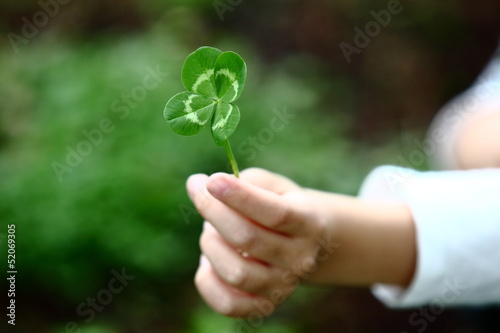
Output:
[164, 46, 247, 177]
[0, 27, 389, 332]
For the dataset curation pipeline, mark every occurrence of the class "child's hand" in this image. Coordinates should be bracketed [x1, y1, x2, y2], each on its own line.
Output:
[187, 168, 416, 318]
[187, 168, 328, 318]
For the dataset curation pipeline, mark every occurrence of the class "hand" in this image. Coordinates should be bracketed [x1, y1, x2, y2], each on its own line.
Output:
[187, 168, 416, 317]
[187, 168, 329, 318]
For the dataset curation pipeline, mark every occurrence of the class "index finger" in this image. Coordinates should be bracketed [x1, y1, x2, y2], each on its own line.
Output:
[206, 173, 308, 235]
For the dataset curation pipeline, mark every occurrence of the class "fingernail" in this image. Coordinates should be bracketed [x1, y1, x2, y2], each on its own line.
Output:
[207, 176, 230, 197]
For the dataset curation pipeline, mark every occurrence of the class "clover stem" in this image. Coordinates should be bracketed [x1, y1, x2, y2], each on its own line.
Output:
[224, 139, 239, 178]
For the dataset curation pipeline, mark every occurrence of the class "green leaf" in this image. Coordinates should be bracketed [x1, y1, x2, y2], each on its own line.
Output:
[164, 46, 247, 176]
[181, 46, 222, 98]
[213, 51, 247, 103]
[164, 92, 216, 136]
[211, 102, 240, 145]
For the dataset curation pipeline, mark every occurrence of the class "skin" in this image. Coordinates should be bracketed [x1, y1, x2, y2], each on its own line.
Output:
[455, 111, 500, 169]
[187, 169, 415, 317]
[188, 103, 500, 318]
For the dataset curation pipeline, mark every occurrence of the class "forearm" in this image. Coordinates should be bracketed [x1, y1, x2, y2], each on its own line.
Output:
[306, 189, 416, 287]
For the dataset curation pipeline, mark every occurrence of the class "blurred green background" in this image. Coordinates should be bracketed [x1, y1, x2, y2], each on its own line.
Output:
[1, 0, 499, 332]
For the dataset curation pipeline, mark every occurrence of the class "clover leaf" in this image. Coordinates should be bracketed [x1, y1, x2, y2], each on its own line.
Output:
[164, 46, 247, 177]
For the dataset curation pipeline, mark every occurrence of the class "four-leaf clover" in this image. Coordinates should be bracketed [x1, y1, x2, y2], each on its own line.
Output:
[164, 46, 247, 176]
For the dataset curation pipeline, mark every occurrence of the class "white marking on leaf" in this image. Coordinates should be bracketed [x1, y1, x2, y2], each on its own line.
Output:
[213, 104, 233, 130]
[231, 81, 239, 95]
[192, 69, 214, 93]
[185, 112, 206, 125]
[216, 68, 239, 99]
[183, 94, 196, 113]
[183, 94, 207, 125]
[216, 68, 236, 81]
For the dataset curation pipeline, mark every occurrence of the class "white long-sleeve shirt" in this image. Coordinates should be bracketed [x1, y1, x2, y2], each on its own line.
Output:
[361, 46, 500, 308]
[360, 166, 500, 307]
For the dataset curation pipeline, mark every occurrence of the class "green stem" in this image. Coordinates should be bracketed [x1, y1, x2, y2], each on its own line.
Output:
[224, 139, 239, 178]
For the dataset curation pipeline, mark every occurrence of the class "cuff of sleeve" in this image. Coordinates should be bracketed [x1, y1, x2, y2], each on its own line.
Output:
[359, 165, 500, 308]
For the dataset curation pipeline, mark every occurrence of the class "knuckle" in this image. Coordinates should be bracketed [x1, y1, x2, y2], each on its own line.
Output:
[216, 295, 241, 317]
[268, 244, 286, 265]
[225, 263, 249, 289]
[233, 227, 257, 251]
[295, 254, 318, 278]
[232, 227, 257, 249]
[270, 203, 293, 230]
[234, 187, 253, 207]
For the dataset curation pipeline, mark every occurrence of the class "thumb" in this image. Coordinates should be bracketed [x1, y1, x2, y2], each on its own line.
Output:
[239, 167, 300, 194]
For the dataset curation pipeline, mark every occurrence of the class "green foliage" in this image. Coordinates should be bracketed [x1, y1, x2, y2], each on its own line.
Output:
[0, 28, 400, 332]
[0, 1, 490, 331]
[164, 46, 247, 176]
[164, 46, 246, 144]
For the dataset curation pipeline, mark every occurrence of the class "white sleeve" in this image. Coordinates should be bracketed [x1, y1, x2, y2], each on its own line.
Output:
[359, 165, 500, 308]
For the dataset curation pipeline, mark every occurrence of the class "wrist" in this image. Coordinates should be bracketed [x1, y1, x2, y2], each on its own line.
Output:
[305, 189, 416, 287]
